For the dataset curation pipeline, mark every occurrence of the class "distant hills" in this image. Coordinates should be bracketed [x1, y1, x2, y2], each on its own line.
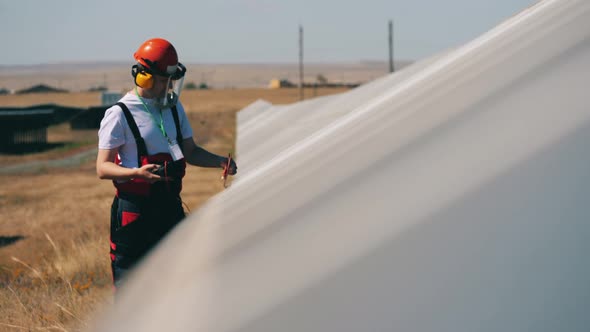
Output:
[0, 61, 413, 92]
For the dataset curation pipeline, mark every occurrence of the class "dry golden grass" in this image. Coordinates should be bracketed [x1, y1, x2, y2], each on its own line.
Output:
[0, 87, 348, 331]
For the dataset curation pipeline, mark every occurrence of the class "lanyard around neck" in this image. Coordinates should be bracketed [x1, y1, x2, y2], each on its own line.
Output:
[135, 87, 169, 141]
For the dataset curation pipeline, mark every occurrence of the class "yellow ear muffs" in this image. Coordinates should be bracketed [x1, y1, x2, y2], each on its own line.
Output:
[135, 71, 153, 89]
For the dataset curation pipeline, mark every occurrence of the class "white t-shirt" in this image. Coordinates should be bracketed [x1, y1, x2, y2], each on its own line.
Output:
[98, 92, 193, 168]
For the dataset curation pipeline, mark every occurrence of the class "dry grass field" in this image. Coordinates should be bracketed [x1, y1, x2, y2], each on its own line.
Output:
[0, 87, 349, 331]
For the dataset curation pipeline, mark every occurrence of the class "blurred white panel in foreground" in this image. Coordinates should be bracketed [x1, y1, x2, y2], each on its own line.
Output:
[90, 0, 590, 331]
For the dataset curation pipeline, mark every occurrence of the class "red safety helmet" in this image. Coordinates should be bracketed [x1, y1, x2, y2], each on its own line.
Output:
[133, 38, 185, 79]
[131, 38, 187, 106]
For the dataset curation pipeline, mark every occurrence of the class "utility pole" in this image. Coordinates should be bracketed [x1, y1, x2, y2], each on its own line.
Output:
[389, 20, 395, 73]
[299, 25, 304, 101]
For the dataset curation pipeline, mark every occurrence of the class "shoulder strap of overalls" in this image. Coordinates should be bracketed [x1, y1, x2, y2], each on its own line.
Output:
[116, 102, 148, 168]
[170, 105, 184, 153]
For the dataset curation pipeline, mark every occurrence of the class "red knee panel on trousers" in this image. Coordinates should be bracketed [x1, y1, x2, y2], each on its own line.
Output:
[122, 211, 140, 226]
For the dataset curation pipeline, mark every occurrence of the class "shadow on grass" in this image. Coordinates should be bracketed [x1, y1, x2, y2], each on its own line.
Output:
[0, 235, 25, 248]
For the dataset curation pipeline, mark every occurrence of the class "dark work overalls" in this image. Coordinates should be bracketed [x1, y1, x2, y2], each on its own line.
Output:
[109, 102, 187, 289]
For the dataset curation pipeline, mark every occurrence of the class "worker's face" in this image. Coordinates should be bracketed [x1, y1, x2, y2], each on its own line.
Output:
[151, 75, 172, 97]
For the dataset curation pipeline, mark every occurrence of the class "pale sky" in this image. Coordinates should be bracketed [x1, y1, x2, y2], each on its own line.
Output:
[0, 0, 538, 66]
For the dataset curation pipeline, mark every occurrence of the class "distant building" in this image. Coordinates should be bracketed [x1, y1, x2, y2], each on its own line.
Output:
[268, 79, 295, 89]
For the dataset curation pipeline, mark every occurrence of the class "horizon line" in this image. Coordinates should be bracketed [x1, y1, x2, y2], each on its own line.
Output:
[0, 59, 415, 68]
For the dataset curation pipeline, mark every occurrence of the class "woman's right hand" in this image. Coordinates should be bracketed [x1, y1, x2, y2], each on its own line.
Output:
[136, 164, 163, 183]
